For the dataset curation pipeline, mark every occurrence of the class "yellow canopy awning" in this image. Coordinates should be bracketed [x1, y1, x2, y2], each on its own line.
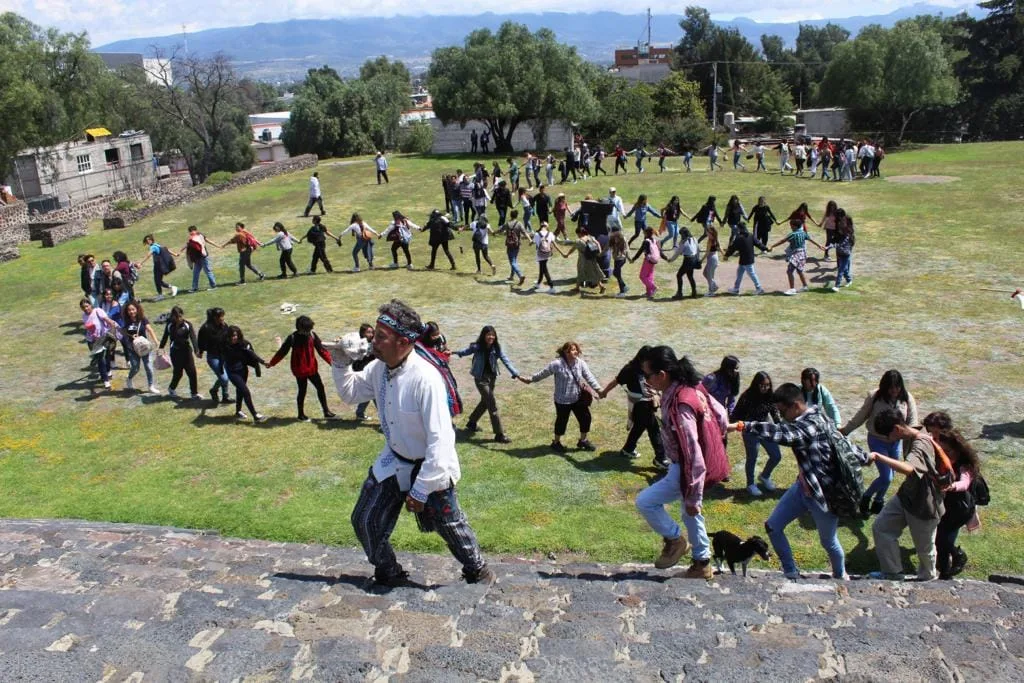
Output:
[85, 128, 112, 137]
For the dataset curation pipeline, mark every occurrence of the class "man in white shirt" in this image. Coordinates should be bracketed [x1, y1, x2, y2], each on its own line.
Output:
[304, 171, 325, 217]
[333, 300, 495, 587]
[607, 187, 625, 231]
[375, 152, 389, 185]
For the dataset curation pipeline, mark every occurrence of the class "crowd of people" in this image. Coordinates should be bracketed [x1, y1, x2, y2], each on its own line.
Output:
[76, 285, 987, 585]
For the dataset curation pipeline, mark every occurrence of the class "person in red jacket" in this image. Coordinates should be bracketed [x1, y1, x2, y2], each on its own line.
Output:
[268, 315, 337, 421]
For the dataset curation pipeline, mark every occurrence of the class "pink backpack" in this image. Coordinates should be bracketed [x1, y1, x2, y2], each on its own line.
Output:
[645, 238, 661, 264]
[675, 384, 729, 489]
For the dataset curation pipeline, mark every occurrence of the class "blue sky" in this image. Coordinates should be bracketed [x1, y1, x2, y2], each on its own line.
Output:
[0, 0, 974, 45]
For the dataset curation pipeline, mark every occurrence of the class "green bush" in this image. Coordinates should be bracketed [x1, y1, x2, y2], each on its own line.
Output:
[111, 198, 145, 211]
[205, 171, 234, 186]
[398, 121, 434, 154]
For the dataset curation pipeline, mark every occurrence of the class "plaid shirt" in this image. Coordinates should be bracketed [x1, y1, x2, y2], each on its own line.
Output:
[744, 406, 865, 507]
[530, 358, 601, 405]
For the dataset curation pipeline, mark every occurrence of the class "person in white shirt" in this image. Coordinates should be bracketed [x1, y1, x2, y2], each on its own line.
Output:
[375, 152, 389, 185]
[380, 210, 421, 269]
[304, 172, 325, 217]
[607, 187, 625, 232]
[531, 222, 556, 293]
[332, 300, 495, 587]
[342, 213, 380, 271]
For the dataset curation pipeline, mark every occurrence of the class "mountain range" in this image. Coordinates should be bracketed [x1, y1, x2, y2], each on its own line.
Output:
[95, 4, 985, 83]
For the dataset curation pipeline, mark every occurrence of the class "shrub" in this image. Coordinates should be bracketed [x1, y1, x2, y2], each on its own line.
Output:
[205, 171, 234, 186]
[398, 121, 434, 154]
[111, 198, 145, 211]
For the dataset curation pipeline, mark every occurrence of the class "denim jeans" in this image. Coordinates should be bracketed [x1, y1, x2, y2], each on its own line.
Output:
[733, 264, 763, 292]
[507, 246, 523, 278]
[766, 482, 846, 577]
[613, 258, 627, 293]
[127, 348, 155, 386]
[191, 256, 216, 290]
[743, 431, 782, 487]
[522, 206, 533, 231]
[635, 462, 711, 560]
[864, 434, 901, 503]
[450, 199, 461, 224]
[206, 354, 229, 397]
[660, 221, 679, 249]
[835, 253, 852, 285]
[353, 238, 373, 268]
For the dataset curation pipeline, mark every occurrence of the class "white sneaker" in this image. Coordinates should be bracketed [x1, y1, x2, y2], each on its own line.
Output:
[746, 484, 763, 497]
[352, 266, 360, 272]
[799, 285, 809, 292]
[755, 288, 766, 295]
[170, 285, 178, 297]
[153, 294, 166, 302]
[783, 288, 797, 296]
[547, 287, 556, 294]
[406, 264, 414, 270]
[103, 380, 112, 389]
[615, 292, 627, 298]
[844, 280, 854, 287]
[830, 286, 840, 292]
[148, 385, 160, 394]
[727, 287, 740, 295]
[236, 411, 248, 420]
[389, 263, 399, 269]
[757, 475, 777, 492]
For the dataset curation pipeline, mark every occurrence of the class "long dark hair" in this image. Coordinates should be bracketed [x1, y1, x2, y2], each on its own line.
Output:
[715, 355, 741, 396]
[475, 325, 501, 353]
[873, 369, 909, 404]
[935, 429, 980, 474]
[227, 325, 246, 344]
[739, 371, 773, 403]
[641, 346, 701, 386]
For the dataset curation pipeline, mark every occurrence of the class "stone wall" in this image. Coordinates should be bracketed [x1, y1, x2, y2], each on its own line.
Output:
[0, 202, 30, 244]
[0, 245, 19, 262]
[29, 220, 87, 248]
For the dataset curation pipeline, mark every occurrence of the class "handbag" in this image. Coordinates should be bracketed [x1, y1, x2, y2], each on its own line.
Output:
[573, 361, 594, 407]
[133, 335, 153, 357]
[154, 351, 172, 370]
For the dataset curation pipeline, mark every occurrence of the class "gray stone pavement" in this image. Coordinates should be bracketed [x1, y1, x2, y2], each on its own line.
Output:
[1, 519, 1023, 682]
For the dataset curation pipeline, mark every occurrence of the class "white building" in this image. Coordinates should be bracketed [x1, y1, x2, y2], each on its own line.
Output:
[95, 53, 172, 85]
[430, 119, 573, 154]
[249, 112, 291, 142]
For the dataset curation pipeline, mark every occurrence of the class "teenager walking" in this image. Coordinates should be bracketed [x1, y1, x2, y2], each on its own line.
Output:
[497, 209, 530, 286]
[222, 222, 265, 285]
[343, 213, 379, 271]
[425, 209, 457, 271]
[731, 372, 784, 496]
[625, 194, 661, 246]
[159, 305, 200, 399]
[176, 225, 219, 293]
[531, 222, 556, 293]
[599, 346, 668, 468]
[630, 226, 661, 299]
[380, 211, 420, 269]
[723, 221, 768, 295]
[223, 325, 267, 422]
[769, 220, 825, 295]
[608, 231, 630, 298]
[197, 307, 231, 404]
[265, 222, 300, 279]
[121, 300, 160, 394]
[80, 298, 120, 390]
[304, 171, 325, 216]
[518, 341, 603, 453]
[455, 326, 518, 443]
[830, 208, 856, 291]
[305, 216, 337, 274]
[666, 227, 700, 299]
[746, 196, 779, 247]
[268, 315, 337, 422]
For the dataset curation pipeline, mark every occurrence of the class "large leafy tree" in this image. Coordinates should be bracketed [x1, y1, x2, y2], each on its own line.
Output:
[955, 0, 1024, 139]
[819, 22, 958, 143]
[0, 13, 109, 178]
[761, 24, 851, 107]
[427, 22, 597, 153]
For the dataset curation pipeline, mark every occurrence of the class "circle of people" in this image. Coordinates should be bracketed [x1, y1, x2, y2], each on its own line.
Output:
[77, 285, 983, 586]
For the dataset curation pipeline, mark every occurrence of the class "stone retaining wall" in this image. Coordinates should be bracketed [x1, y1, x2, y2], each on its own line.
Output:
[0, 202, 30, 243]
[0, 245, 19, 262]
[30, 220, 87, 247]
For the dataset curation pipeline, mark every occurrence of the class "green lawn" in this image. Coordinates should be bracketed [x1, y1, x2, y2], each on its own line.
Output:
[0, 144, 1021, 578]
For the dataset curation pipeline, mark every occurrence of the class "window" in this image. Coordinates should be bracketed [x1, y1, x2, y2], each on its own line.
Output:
[130, 143, 144, 162]
[104, 148, 120, 166]
[76, 154, 92, 173]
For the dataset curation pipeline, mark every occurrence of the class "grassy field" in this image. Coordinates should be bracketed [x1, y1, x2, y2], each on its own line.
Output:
[0, 144, 1021, 579]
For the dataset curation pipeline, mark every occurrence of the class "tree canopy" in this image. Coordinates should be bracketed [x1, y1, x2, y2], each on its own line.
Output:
[427, 22, 597, 153]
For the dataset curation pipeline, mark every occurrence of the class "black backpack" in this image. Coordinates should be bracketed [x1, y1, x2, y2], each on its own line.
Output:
[824, 424, 868, 517]
[158, 246, 177, 273]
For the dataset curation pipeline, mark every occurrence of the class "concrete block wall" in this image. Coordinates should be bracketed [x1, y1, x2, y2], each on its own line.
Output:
[430, 120, 573, 155]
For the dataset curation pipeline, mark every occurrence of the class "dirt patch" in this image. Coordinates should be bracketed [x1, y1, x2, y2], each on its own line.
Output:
[885, 175, 959, 184]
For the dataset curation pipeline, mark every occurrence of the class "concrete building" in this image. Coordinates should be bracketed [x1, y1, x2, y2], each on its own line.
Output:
[429, 119, 573, 154]
[795, 108, 850, 140]
[95, 53, 172, 85]
[5, 129, 157, 207]
[249, 112, 291, 142]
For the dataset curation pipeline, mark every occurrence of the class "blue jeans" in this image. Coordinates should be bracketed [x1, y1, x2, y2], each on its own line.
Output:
[522, 206, 533, 231]
[353, 238, 373, 268]
[127, 348, 154, 386]
[766, 482, 846, 577]
[613, 258, 627, 293]
[191, 256, 216, 290]
[743, 431, 782, 487]
[660, 221, 679, 249]
[206, 354, 229, 397]
[635, 462, 710, 560]
[507, 246, 523, 278]
[835, 253, 852, 285]
[450, 200, 461, 224]
[733, 264, 763, 291]
[864, 434, 901, 503]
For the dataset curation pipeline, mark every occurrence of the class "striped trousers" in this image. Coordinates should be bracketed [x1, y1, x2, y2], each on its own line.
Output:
[351, 469, 486, 580]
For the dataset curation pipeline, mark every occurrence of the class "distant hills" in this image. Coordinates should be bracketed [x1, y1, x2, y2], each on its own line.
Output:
[95, 4, 984, 82]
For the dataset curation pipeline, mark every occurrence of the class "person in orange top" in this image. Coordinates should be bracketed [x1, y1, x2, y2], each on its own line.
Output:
[222, 222, 265, 284]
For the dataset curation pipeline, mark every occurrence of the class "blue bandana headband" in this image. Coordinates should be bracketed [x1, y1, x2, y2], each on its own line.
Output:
[377, 313, 420, 341]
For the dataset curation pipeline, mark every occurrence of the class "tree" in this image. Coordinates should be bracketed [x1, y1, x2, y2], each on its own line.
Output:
[819, 23, 958, 143]
[955, 0, 1024, 139]
[750, 66, 795, 134]
[357, 57, 411, 151]
[427, 22, 597, 153]
[0, 13, 109, 178]
[652, 71, 705, 121]
[137, 51, 255, 184]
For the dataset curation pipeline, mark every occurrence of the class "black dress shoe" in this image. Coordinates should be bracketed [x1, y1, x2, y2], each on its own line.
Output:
[494, 434, 512, 444]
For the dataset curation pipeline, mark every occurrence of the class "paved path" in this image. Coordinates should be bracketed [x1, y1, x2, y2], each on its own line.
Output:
[1, 519, 1023, 682]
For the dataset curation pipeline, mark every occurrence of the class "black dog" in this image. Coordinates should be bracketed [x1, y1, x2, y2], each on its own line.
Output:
[711, 531, 771, 576]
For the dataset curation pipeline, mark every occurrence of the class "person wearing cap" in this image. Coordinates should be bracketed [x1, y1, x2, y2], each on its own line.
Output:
[334, 299, 495, 587]
[380, 211, 422, 269]
[375, 152, 389, 184]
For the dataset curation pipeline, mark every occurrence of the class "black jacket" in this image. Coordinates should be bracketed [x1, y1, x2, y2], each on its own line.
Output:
[724, 229, 768, 266]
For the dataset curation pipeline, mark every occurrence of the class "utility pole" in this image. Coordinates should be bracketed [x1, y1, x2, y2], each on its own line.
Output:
[711, 61, 718, 131]
[647, 7, 652, 48]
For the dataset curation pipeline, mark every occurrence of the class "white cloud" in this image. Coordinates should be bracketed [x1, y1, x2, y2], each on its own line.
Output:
[4, 0, 977, 45]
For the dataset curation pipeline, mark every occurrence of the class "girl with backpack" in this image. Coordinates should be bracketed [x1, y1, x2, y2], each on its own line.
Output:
[380, 210, 420, 269]
[517, 341, 603, 453]
[175, 225, 220, 293]
[159, 305, 200, 399]
[454, 325, 519, 443]
[497, 209, 531, 286]
[559, 226, 605, 296]
[532, 222, 556, 293]
[624, 194, 661, 247]
[223, 325, 267, 423]
[731, 372, 784, 497]
[830, 208, 855, 291]
[223, 222, 265, 284]
[80, 298, 120, 390]
[138, 235, 178, 300]
[470, 214, 496, 275]
[841, 369, 919, 516]
[267, 315, 337, 422]
[608, 231, 629, 298]
[265, 222, 301, 279]
[630, 226, 661, 299]
[636, 346, 728, 579]
[342, 213, 379, 272]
